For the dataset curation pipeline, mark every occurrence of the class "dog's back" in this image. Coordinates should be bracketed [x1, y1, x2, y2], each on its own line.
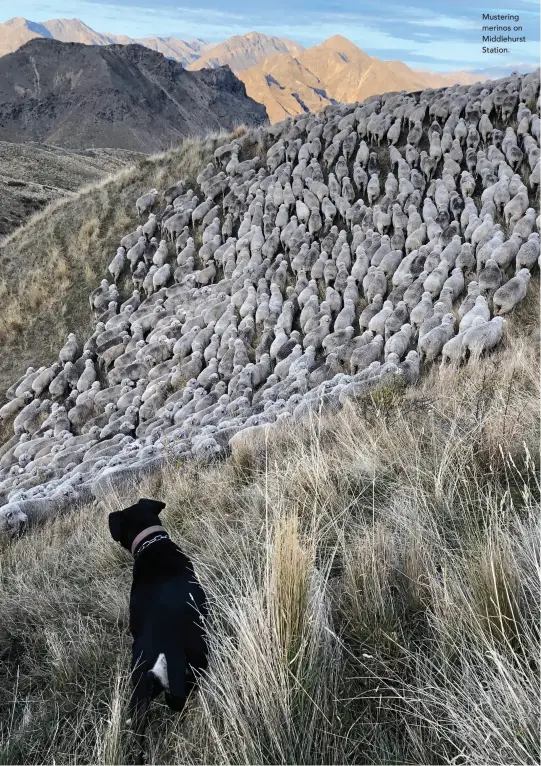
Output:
[130, 540, 208, 708]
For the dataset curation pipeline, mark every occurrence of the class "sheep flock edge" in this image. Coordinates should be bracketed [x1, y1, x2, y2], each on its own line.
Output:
[0, 69, 539, 538]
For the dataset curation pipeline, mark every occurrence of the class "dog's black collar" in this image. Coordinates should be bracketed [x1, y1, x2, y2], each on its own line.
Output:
[133, 533, 170, 558]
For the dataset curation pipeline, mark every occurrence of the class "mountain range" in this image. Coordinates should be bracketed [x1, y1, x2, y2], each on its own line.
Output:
[0, 17, 485, 123]
[234, 35, 483, 123]
[0, 39, 268, 152]
[0, 16, 211, 66]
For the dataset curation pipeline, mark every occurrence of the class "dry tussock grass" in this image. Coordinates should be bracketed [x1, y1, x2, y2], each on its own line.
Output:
[0, 314, 538, 765]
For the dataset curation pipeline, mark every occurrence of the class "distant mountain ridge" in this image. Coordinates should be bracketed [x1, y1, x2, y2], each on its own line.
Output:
[0, 17, 211, 66]
[186, 31, 304, 72]
[0, 39, 268, 152]
[0, 17, 488, 125]
[237, 35, 485, 123]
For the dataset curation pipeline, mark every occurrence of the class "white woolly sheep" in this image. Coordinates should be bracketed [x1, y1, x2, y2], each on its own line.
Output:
[492, 270, 531, 315]
[516, 234, 540, 272]
[459, 295, 490, 333]
[59, 333, 79, 365]
[108, 248, 126, 283]
[462, 316, 505, 363]
[418, 314, 456, 362]
[440, 331, 466, 367]
[384, 324, 412, 361]
[136, 189, 159, 217]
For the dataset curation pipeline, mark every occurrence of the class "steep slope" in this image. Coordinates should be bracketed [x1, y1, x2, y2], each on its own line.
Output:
[300, 37, 415, 104]
[0, 39, 268, 152]
[0, 69, 537, 486]
[238, 53, 337, 124]
[0, 17, 212, 64]
[239, 35, 485, 123]
[0, 322, 537, 764]
[0, 73, 538, 766]
[186, 31, 304, 72]
[0, 130, 252, 395]
[0, 142, 142, 238]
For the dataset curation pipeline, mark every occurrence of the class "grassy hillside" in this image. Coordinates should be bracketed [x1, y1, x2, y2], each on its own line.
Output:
[0, 100, 533, 401]
[0, 127, 261, 396]
[0, 72, 538, 766]
[0, 141, 142, 238]
[0, 291, 538, 765]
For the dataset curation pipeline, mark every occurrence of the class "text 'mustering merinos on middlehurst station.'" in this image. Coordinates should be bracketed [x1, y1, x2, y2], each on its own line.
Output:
[482, 13, 527, 54]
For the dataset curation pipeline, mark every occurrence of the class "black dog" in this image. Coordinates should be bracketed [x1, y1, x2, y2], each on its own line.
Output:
[108, 498, 208, 760]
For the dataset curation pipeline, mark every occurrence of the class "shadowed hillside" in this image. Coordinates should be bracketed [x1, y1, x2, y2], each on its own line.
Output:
[0, 142, 142, 237]
[0, 39, 268, 152]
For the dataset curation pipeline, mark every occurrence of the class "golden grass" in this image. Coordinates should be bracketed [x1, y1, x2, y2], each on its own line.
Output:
[0, 302, 538, 765]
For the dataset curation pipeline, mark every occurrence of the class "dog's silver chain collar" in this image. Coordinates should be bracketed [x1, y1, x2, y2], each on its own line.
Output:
[134, 534, 170, 558]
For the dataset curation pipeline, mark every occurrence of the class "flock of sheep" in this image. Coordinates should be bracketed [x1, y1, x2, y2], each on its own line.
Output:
[0, 68, 539, 538]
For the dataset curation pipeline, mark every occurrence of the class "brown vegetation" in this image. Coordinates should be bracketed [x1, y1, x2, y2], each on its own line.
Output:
[0, 141, 142, 238]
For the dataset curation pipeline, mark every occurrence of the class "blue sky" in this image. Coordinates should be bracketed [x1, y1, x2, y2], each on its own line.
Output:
[2, 0, 539, 72]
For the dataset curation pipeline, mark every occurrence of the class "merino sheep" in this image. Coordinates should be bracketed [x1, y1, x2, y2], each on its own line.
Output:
[440, 331, 467, 367]
[0, 73, 539, 533]
[108, 248, 126, 283]
[515, 234, 540, 272]
[492, 270, 531, 315]
[384, 324, 412, 360]
[418, 314, 456, 362]
[59, 334, 79, 365]
[459, 295, 490, 333]
[462, 316, 505, 363]
[135, 189, 159, 217]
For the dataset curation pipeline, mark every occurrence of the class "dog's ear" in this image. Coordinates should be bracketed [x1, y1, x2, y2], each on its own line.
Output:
[108, 511, 124, 541]
[138, 498, 166, 516]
